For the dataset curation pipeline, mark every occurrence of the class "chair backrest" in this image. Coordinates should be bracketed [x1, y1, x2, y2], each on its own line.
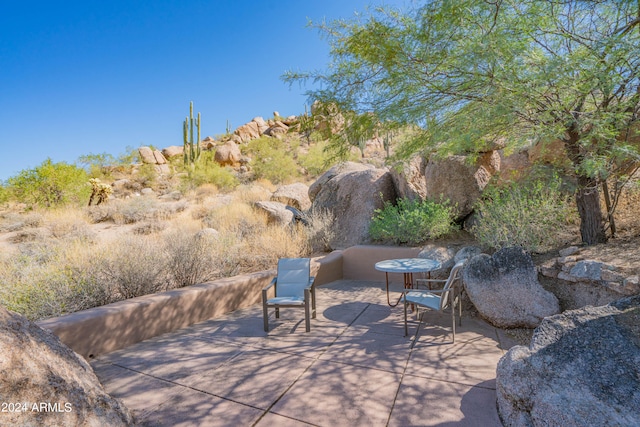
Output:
[276, 258, 311, 298]
[439, 260, 465, 311]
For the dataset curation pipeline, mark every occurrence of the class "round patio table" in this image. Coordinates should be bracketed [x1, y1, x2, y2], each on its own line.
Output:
[375, 258, 441, 307]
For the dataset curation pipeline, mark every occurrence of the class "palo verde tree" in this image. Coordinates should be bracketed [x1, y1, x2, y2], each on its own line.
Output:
[285, 0, 640, 245]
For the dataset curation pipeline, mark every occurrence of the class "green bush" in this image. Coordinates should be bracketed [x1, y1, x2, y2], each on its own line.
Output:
[0, 184, 9, 205]
[244, 136, 299, 184]
[369, 197, 457, 245]
[181, 151, 239, 191]
[471, 177, 575, 253]
[298, 140, 333, 177]
[6, 159, 90, 208]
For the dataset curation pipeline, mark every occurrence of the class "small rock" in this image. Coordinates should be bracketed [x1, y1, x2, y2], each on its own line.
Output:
[570, 260, 604, 281]
[558, 246, 580, 257]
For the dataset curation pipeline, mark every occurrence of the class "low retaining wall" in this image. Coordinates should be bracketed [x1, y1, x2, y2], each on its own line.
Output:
[38, 245, 420, 359]
[38, 271, 275, 359]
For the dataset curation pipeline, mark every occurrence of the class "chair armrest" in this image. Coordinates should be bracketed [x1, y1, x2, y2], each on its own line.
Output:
[263, 277, 277, 291]
[308, 276, 315, 288]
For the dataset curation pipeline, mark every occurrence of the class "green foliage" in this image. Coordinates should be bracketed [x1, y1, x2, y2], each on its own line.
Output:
[286, 0, 640, 244]
[180, 151, 239, 191]
[244, 136, 299, 184]
[298, 140, 332, 177]
[118, 146, 139, 165]
[0, 184, 9, 205]
[77, 152, 117, 178]
[472, 177, 576, 253]
[369, 197, 457, 245]
[6, 159, 90, 208]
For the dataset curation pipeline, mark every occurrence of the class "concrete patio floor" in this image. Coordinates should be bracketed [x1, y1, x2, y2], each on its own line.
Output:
[91, 280, 515, 426]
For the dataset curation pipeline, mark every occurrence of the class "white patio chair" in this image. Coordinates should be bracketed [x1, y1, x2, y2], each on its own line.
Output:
[403, 260, 465, 342]
[262, 258, 316, 332]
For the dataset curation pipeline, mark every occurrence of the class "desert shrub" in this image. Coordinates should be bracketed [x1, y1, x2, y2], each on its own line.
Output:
[163, 228, 218, 287]
[244, 136, 300, 184]
[6, 159, 90, 208]
[133, 221, 168, 235]
[77, 152, 117, 180]
[0, 185, 9, 205]
[0, 241, 112, 321]
[369, 197, 457, 245]
[98, 235, 168, 300]
[135, 163, 157, 188]
[86, 197, 186, 224]
[298, 140, 332, 177]
[183, 151, 239, 191]
[0, 211, 44, 232]
[472, 177, 575, 253]
[304, 208, 336, 252]
[46, 217, 96, 242]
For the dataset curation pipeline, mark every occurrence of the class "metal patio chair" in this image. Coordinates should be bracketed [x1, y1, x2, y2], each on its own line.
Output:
[262, 258, 316, 332]
[403, 260, 465, 342]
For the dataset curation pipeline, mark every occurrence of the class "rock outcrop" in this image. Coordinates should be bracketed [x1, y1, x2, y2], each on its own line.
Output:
[234, 120, 262, 143]
[271, 183, 311, 211]
[253, 201, 294, 226]
[310, 167, 396, 249]
[417, 244, 456, 280]
[390, 155, 428, 201]
[138, 146, 169, 175]
[308, 162, 374, 202]
[0, 306, 134, 426]
[161, 145, 184, 159]
[424, 154, 495, 220]
[497, 295, 640, 427]
[462, 247, 560, 328]
[214, 141, 242, 167]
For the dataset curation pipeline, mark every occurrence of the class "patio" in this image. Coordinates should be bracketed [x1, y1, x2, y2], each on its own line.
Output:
[91, 279, 513, 426]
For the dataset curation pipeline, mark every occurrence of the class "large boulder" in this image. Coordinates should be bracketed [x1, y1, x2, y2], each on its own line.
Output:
[424, 154, 494, 220]
[462, 247, 560, 328]
[252, 116, 270, 134]
[263, 121, 289, 138]
[162, 145, 184, 159]
[497, 295, 640, 427]
[417, 244, 456, 280]
[311, 167, 396, 249]
[308, 162, 374, 202]
[390, 155, 428, 201]
[0, 306, 134, 426]
[138, 146, 157, 164]
[234, 120, 261, 143]
[253, 201, 294, 226]
[152, 150, 167, 165]
[271, 183, 311, 211]
[214, 141, 242, 167]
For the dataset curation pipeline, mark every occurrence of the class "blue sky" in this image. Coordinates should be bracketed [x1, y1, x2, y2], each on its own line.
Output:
[0, 0, 386, 181]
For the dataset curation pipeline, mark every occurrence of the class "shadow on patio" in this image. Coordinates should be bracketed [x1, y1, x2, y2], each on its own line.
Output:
[91, 280, 508, 426]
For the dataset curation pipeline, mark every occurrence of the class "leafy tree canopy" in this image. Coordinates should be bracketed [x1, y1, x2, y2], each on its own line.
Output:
[285, 0, 640, 244]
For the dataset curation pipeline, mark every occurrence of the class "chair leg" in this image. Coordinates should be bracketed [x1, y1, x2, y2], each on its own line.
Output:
[262, 290, 269, 332]
[311, 287, 317, 319]
[404, 296, 408, 337]
[275, 307, 279, 318]
[451, 302, 456, 343]
[304, 288, 311, 332]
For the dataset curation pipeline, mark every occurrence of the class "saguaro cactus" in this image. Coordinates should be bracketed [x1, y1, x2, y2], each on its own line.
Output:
[183, 101, 201, 168]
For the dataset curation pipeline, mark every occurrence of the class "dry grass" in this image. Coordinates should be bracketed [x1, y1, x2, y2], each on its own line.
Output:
[0, 182, 325, 320]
